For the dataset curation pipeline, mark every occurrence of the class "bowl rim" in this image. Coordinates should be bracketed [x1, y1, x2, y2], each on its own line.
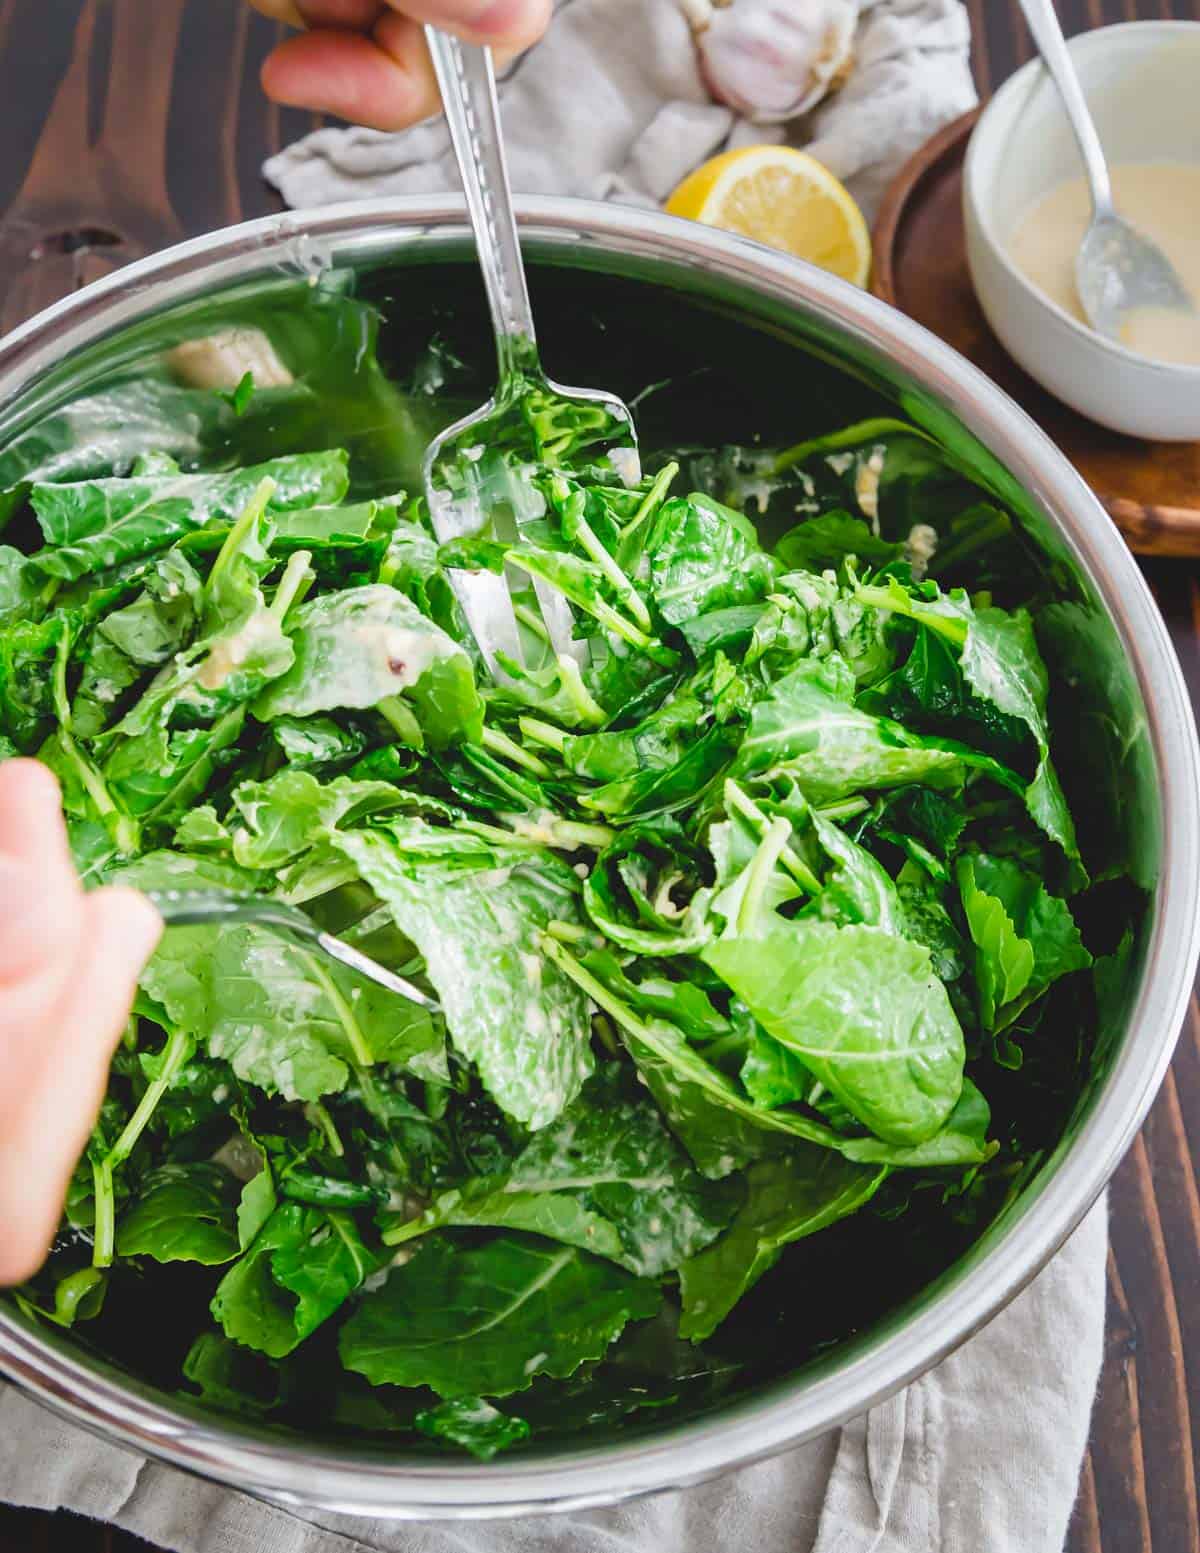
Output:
[963, 18, 1200, 382]
[0, 193, 1197, 1517]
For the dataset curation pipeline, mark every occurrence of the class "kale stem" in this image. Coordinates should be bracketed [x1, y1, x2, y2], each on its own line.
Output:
[51, 629, 139, 854]
[513, 601, 551, 645]
[771, 417, 916, 475]
[588, 593, 677, 665]
[51, 624, 72, 727]
[481, 724, 552, 779]
[350, 1063, 411, 1181]
[204, 477, 276, 607]
[304, 1100, 346, 1158]
[736, 816, 793, 935]
[540, 936, 650, 1041]
[270, 548, 313, 620]
[380, 1214, 430, 1248]
[105, 1026, 193, 1170]
[518, 716, 567, 753]
[569, 509, 652, 631]
[592, 1012, 620, 1058]
[377, 695, 424, 749]
[723, 779, 822, 895]
[815, 796, 871, 823]
[506, 554, 677, 667]
[459, 817, 545, 851]
[554, 654, 606, 726]
[304, 953, 375, 1067]
[617, 460, 679, 564]
[545, 919, 590, 944]
[552, 819, 608, 857]
[500, 811, 614, 852]
[60, 727, 140, 856]
[51, 1266, 106, 1325]
[145, 707, 246, 825]
[550, 818, 614, 851]
[91, 1160, 115, 1268]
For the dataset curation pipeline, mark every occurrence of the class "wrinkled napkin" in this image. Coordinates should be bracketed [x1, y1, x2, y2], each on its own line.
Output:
[1, 4, 1107, 1550]
[0, 1203, 1106, 1553]
[264, 0, 979, 223]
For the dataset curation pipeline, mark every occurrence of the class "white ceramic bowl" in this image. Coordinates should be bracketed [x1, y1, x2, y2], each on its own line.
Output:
[964, 21, 1200, 441]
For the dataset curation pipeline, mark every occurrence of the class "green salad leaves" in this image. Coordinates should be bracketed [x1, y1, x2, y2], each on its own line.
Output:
[4, 330, 1107, 1459]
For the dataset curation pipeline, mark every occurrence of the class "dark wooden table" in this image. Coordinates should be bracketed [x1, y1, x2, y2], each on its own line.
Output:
[1, 2, 1197, 1548]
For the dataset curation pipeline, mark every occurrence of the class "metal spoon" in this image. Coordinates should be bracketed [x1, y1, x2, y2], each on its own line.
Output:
[1019, 0, 1196, 342]
[422, 30, 639, 681]
[146, 888, 440, 1012]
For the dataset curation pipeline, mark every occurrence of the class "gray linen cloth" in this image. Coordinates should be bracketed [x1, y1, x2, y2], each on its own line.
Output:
[0, 1205, 1106, 1552]
[0, 3, 1108, 1548]
[264, 0, 980, 222]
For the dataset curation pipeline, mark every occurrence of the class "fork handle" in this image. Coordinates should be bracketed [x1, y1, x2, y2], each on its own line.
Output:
[426, 29, 539, 382]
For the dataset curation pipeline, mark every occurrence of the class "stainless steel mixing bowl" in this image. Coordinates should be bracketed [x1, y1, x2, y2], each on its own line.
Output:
[0, 197, 1196, 1519]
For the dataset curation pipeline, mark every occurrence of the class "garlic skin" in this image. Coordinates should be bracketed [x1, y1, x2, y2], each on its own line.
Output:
[686, 0, 860, 124]
[167, 328, 293, 391]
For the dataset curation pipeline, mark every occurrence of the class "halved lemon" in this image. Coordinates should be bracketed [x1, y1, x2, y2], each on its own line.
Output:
[665, 146, 871, 287]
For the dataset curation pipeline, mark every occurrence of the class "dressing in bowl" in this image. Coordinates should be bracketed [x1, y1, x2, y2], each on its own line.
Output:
[1008, 162, 1200, 367]
[964, 21, 1200, 439]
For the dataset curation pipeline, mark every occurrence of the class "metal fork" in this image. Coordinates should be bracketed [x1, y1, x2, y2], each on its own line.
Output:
[146, 888, 440, 1012]
[422, 31, 640, 681]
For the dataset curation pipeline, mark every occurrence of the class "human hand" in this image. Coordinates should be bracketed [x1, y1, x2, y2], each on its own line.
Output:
[0, 761, 161, 1285]
[248, 0, 551, 131]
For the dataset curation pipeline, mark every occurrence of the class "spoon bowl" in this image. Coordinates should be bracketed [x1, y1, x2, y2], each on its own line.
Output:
[1076, 212, 1196, 344]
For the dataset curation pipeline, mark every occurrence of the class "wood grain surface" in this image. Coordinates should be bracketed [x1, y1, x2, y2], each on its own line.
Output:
[0, 3, 1197, 1550]
[871, 108, 1200, 558]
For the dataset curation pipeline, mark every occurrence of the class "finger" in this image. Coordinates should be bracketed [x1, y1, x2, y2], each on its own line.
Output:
[249, 0, 307, 24]
[0, 761, 82, 990]
[0, 857, 82, 986]
[0, 759, 73, 872]
[391, 0, 551, 50]
[68, 889, 162, 1072]
[262, 17, 439, 130]
[0, 888, 161, 1285]
[0, 889, 161, 1281]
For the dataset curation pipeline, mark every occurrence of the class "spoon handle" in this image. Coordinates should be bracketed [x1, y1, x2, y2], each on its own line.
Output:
[425, 30, 538, 382]
[1017, 0, 1113, 218]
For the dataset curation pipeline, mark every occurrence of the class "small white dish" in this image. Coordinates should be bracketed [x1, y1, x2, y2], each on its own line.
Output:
[964, 21, 1200, 442]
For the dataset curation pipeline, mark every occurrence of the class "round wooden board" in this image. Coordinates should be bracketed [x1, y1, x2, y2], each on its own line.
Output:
[872, 109, 1200, 558]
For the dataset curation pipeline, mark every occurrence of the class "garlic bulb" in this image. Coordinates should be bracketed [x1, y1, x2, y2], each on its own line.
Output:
[683, 0, 860, 124]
